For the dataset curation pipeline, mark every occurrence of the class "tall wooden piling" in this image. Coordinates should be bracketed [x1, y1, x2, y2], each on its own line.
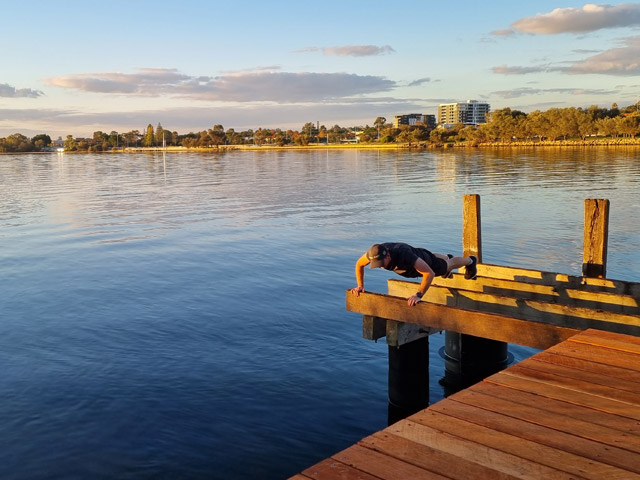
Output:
[442, 194, 510, 391]
[462, 194, 482, 263]
[583, 199, 609, 278]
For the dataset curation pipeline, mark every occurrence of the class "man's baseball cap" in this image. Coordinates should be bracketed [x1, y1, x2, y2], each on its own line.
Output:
[367, 244, 388, 268]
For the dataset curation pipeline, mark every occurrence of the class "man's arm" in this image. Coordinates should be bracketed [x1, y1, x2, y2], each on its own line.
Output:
[351, 253, 370, 296]
[408, 257, 435, 306]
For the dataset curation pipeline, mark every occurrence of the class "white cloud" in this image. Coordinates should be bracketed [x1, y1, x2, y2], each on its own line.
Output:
[407, 77, 431, 87]
[490, 28, 516, 36]
[493, 65, 551, 75]
[0, 83, 43, 98]
[511, 3, 640, 35]
[493, 35, 640, 76]
[44, 68, 396, 102]
[321, 45, 395, 57]
[491, 86, 618, 99]
[296, 45, 395, 56]
[565, 35, 640, 75]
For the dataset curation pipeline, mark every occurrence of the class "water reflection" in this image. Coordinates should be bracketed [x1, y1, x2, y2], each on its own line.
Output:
[0, 149, 639, 479]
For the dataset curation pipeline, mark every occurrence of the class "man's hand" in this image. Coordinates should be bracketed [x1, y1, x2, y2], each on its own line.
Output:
[407, 295, 421, 306]
[351, 286, 365, 296]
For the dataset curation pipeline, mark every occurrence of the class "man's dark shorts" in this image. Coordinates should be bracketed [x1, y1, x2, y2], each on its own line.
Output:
[430, 254, 448, 277]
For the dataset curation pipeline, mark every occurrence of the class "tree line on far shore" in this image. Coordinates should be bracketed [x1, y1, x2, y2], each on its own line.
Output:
[1, 102, 639, 153]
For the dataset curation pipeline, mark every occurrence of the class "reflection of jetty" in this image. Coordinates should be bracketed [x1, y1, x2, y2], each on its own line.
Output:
[291, 195, 640, 479]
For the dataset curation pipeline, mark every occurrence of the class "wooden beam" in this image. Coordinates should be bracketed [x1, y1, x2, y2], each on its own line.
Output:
[362, 315, 386, 341]
[387, 279, 640, 336]
[583, 199, 609, 279]
[462, 194, 482, 262]
[472, 263, 640, 298]
[395, 276, 640, 315]
[346, 291, 579, 349]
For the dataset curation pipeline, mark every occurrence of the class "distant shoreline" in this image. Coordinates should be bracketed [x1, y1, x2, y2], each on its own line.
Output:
[3, 137, 640, 154]
[118, 138, 640, 151]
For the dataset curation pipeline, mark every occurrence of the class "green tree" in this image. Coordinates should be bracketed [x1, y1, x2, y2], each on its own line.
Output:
[155, 123, 165, 146]
[31, 134, 51, 150]
[2, 133, 33, 152]
[374, 117, 386, 139]
[617, 114, 640, 137]
[64, 135, 77, 151]
[208, 124, 226, 147]
[143, 124, 155, 147]
[123, 130, 140, 147]
[108, 131, 119, 148]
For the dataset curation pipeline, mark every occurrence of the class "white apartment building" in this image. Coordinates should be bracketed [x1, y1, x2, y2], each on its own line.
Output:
[437, 100, 490, 126]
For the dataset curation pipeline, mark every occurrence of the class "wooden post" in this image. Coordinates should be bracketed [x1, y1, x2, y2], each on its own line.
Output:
[583, 199, 609, 279]
[442, 194, 510, 392]
[463, 194, 482, 262]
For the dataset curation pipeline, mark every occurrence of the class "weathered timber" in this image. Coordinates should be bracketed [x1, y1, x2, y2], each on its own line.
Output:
[362, 315, 386, 341]
[362, 314, 438, 346]
[445, 194, 509, 390]
[388, 279, 640, 336]
[346, 291, 579, 349]
[583, 198, 609, 278]
[463, 194, 482, 262]
[424, 274, 640, 314]
[386, 320, 438, 347]
[408, 410, 628, 479]
[293, 330, 640, 479]
[475, 263, 640, 297]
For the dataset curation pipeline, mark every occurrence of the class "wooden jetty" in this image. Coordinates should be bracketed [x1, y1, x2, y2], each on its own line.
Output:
[291, 329, 640, 479]
[289, 195, 640, 479]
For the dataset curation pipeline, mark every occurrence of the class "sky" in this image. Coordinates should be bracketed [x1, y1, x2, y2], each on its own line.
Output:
[1, 1, 640, 138]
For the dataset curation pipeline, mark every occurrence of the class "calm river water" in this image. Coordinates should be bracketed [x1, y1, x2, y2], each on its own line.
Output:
[1, 148, 639, 479]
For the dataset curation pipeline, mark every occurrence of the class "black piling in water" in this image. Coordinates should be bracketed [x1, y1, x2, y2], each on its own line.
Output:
[439, 331, 511, 395]
[387, 336, 429, 423]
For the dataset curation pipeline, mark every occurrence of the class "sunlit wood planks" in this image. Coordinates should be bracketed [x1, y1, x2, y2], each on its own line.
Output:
[347, 290, 579, 350]
[353, 261, 640, 346]
[292, 330, 640, 479]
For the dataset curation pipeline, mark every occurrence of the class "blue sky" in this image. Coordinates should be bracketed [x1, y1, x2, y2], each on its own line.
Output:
[1, 1, 640, 138]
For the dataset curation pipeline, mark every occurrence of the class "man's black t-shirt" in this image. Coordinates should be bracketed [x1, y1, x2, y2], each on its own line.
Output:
[380, 242, 445, 277]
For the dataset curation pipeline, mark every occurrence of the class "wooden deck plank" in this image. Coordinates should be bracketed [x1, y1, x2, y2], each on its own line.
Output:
[300, 458, 381, 480]
[519, 357, 640, 394]
[384, 419, 579, 479]
[531, 351, 640, 383]
[501, 364, 640, 406]
[547, 342, 640, 372]
[332, 444, 450, 480]
[471, 381, 640, 436]
[409, 409, 633, 480]
[546, 341, 640, 372]
[448, 388, 640, 453]
[427, 398, 640, 473]
[575, 328, 640, 344]
[360, 431, 520, 480]
[291, 331, 640, 480]
[569, 328, 640, 352]
[487, 371, 640, 420]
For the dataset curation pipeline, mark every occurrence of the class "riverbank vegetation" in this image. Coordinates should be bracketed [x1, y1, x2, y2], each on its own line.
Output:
[2, 103, 639, 153]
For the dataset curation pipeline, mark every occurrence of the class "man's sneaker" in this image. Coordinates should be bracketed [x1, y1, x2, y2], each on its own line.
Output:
[465, 255, 477, 280]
